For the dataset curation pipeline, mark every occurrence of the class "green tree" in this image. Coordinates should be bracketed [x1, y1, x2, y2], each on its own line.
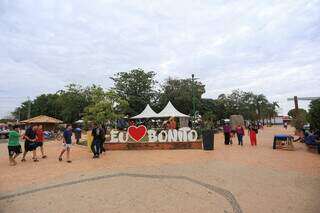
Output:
[83, 88, 129, 124]
[157, 77, 205, 115]
[204, 90, 278, 123]
[56, 84, 90, 123]
[12, 100, 31, 121]
[110, 69, 157, 116]
[288, 108, 308, 118]
[309, 99, 320, 129]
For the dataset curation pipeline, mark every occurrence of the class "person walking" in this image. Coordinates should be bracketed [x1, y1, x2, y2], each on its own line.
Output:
[248, 124, 258, 146]
[36, 125, 47, 158]
[8, 125, 22, 166]
[58, 125, 73, 163]
[92, 123, 101, 158]
[21, 125, 39, 162]
[236, 125, 245, 146]
[223, 123, 231, 145]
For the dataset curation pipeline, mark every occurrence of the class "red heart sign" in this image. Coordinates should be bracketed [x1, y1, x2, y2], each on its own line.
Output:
[128, 125, 147, 142]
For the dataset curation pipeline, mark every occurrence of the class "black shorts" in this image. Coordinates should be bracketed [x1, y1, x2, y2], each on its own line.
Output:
[24, 141, 37, 152]
[36, 142, 43, 147]
[8, 145, 22, 157]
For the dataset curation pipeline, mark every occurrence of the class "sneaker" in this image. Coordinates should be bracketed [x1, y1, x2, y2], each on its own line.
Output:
[21, 159, 26, 162]
[42, 155, 47, 159]
[67, 160, 72, 163]
[33, 159, 39, 162]
[59, 158, 62, 162]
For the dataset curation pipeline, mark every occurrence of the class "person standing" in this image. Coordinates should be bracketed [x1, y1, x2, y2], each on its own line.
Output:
[74, 127, 82, 144]
[100, 124, 106, 154]
[284, 122, 288, 130]
[168, 117, 177, 129]
[236, 125, 245, 146]
[92, 123, 101, 158]
[21, 125, 39, 162]
[223, 123, 231, 145]
[36, 125, 47, 158]
[8, 125, 22, 166]
[248, 124, 258, 146]
[58, 125, 73, 163]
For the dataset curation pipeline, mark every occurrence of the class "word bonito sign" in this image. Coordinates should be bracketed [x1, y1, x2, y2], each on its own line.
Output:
[110, 125, 198, 143]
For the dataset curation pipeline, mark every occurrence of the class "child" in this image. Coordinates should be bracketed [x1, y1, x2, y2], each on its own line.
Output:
[58, 125, 73, 163]
[8, 125, 22, 166]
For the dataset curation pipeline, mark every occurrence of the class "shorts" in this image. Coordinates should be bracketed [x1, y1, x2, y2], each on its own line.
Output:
[63, 143, 72, 149]
[24, 141, 37, 152]
[36, 142, 43, 147]
[8, 145, 22, 157]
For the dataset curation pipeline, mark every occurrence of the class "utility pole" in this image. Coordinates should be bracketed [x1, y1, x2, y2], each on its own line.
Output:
[27, 96, 31, 119]
[191, 74, 196, 118]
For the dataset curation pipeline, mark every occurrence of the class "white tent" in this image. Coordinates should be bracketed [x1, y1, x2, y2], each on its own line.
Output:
[131, 104, 159, 119]
[157, 101, 190, 118]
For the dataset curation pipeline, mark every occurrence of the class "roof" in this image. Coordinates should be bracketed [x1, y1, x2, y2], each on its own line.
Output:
[131, 104, 159, 119]
[20, 115, 63, 124]
[157, 101, 190, 118]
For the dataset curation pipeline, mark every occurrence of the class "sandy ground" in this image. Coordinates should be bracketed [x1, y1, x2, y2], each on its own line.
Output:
[0, 126, 319, 213]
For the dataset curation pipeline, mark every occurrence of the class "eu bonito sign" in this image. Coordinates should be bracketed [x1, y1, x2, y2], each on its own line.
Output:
[110, 125, 198, 143]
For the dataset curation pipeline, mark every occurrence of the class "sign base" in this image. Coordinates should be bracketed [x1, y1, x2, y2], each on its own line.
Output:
[104, 141, 203, 150]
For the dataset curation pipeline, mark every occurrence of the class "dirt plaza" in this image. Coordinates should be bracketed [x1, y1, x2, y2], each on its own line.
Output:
[0, 126, 319, 213]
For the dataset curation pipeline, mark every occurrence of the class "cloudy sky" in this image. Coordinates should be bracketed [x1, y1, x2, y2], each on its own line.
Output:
[0, 0, 319, 118]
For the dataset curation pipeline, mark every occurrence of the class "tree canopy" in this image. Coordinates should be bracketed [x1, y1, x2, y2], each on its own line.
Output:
[309, 99, 320, 130]
[156, 77, 205, 115]
[199, 90, 279, 123]
[110, 68, 157, 116]
[11, 69, 280, 125]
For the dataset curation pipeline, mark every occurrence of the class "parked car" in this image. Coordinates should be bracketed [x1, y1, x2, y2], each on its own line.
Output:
[0, 129, 9, 139]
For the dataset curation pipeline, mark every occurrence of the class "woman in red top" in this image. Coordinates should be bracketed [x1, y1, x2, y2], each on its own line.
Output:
[36, 125, 47, 158]
[248, 124, 257, 146]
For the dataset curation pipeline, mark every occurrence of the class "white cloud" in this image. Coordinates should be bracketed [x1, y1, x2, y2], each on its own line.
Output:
[0, 0, 319, 117]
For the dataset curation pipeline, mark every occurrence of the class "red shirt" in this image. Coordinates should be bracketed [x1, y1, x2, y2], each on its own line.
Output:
[36, 129, 44, 142]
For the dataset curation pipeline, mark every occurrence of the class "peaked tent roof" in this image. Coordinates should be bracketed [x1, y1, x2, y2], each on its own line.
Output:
[131, 104, 159, 119]
[157, 101, 190, 118]
[20, 115, 63, 124]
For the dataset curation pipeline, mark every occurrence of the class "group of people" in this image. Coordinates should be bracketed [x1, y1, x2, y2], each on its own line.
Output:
[7, 124, 47, 166]
[7, 122, 110, 165]
[223, 123, 258, 146]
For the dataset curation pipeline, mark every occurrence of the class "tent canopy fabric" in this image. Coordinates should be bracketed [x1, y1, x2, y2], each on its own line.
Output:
[157, 101, 190, 118]
[131, 104, 159, 119]
[75, 119, 84, 124]
[20, 115, 63, 124]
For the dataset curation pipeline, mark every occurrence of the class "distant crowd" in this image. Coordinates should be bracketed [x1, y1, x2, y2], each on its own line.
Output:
[222, 123, 260, 146]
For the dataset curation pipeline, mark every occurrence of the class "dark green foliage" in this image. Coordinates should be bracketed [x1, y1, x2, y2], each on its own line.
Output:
[110, 68, 157, 116]
[157, 77, 205, 114]
[309, 99, 320, 130]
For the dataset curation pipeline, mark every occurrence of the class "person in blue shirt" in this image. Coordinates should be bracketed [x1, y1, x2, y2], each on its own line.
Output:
[58, 125, 73, 163]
